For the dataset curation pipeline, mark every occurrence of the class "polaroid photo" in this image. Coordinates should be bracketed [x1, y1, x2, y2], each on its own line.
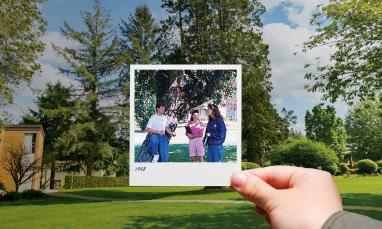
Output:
[130, 64, 241, 186]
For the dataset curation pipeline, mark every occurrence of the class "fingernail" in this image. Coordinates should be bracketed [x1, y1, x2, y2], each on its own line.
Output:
[231, 172, 247, 188]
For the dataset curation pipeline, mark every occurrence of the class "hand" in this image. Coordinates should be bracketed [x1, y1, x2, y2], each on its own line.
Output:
[171, 132, 176, 137]
[231, 166, 343, 229]
[158, 130, 165, 135]
[186, 134, 193, 138]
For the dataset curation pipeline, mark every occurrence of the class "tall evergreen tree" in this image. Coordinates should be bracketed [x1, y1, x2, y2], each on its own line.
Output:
[23, 82, 75, 188]
[53, 0, 127, 175]
[120, 4, 158, 130]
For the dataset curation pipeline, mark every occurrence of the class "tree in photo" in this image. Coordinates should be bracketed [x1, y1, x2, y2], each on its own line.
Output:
[305, 104, 347, 159]
[346, 98, 382, 161]
[0, 0, 46, 105]
[23, 82, 75, 189]
[303, 0, 382, 104]
[53, 0, 127, 175]
[0, 146, 41, 192]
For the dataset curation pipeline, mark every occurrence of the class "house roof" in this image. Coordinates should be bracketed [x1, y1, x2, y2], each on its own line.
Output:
[4, 125, 45, 136]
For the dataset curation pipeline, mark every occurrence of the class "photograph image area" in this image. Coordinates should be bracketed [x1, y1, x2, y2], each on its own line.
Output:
[133, 67, 239, 163]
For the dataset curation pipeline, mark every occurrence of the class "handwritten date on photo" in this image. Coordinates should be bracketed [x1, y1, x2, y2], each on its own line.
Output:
[135, 167, 147, 172]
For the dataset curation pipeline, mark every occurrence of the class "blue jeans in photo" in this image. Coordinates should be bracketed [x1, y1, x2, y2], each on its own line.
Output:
[149, 134, 169, 162]
[207, 144, 224, 162]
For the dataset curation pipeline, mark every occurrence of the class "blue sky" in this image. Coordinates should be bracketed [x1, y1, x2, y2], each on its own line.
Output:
[5, 0, 346, 133]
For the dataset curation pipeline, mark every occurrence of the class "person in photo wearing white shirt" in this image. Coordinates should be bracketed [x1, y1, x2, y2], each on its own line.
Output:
[145, 103, 176, 162]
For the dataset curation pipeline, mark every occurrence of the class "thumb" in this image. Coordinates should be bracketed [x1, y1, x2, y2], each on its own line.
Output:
[231, 171, 278, 211]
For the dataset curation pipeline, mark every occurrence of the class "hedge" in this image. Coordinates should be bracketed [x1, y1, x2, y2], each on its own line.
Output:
[268, 137, 339, 175]
[64, 176, 129, 189]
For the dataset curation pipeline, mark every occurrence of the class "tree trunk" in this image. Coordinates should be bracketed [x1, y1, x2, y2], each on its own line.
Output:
[87, 148, 94, 176]
[49, 159, 56, 189]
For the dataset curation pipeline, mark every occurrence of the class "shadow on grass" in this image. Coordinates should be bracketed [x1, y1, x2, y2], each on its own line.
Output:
[123, 205, 269, 229]
[0, 196, 95, 207]
[341, 193, 382, 207]
[0, 188, 242, 206]
[65, 187, 241, 200]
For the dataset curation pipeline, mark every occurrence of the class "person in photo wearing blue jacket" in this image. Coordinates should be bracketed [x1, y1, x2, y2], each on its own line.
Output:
[204, 103, 227, 162]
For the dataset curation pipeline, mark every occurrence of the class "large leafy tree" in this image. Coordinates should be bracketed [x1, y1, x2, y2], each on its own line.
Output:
[53, 0, 127, 175]
[303, 0, 382, 104]
[0, 0, 46, 105]
[346, 98, 382, 161]
[160, 0, 289, 164]
[305, 104, 347, 158]
[23, 82, 75, 189]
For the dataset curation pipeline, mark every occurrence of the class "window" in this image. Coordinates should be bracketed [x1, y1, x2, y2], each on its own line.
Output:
[23, 133, 37, 154]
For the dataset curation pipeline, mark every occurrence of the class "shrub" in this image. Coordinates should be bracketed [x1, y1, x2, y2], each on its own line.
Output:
[2, 192, 22, 201]
[241, 162, 261, 170]
[21, 189, 45, 199]
[376, 160, 382, 173]
[357, 159, 378, 174]
[337, 163, 350, 175]
[269, 137, 339, 175]
[64, 176, 129, 189]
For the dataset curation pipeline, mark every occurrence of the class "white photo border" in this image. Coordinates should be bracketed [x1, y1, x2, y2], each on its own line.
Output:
[129, 64, 242, 186]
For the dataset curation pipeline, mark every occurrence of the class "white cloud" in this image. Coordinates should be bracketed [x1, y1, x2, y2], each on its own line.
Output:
[263, 23, 333, 104]
[259, 0, 283, 10]
[259, 0, 329, 28]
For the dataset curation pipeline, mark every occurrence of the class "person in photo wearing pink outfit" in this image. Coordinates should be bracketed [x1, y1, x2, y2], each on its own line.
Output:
[186, 110, 205, 162]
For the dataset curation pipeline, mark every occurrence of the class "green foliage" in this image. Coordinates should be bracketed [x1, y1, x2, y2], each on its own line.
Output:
[303, 1, 382, 103]
[241, 162, 261, 170]
[346, 99, 382, 161]
[64, 176, 129, 189]
[120, 5, 157, 130]
[357, 159, 378, 174]
[337, 163, 350, 175]
[305, 104, 347, 158]
[269, 137, 339, 174]
[0, 0, 46, 104]
[116, 152, 129, 177]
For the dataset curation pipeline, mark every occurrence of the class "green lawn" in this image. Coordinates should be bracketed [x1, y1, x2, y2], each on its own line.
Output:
[0, 175, 381, 228]
[134, 144, 237, 162]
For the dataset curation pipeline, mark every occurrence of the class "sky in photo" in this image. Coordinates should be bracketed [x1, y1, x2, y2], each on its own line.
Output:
[4, 0, 347, 133]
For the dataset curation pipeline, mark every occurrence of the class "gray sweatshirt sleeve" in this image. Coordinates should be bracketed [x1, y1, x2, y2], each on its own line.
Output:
[322, 211, 382, 229]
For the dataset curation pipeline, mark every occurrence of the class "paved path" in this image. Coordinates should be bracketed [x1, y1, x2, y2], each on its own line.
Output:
[46, 192, 382, 211]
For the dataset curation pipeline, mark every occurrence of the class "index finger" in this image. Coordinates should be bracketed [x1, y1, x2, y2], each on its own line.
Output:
[244, 166, 310, 189]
